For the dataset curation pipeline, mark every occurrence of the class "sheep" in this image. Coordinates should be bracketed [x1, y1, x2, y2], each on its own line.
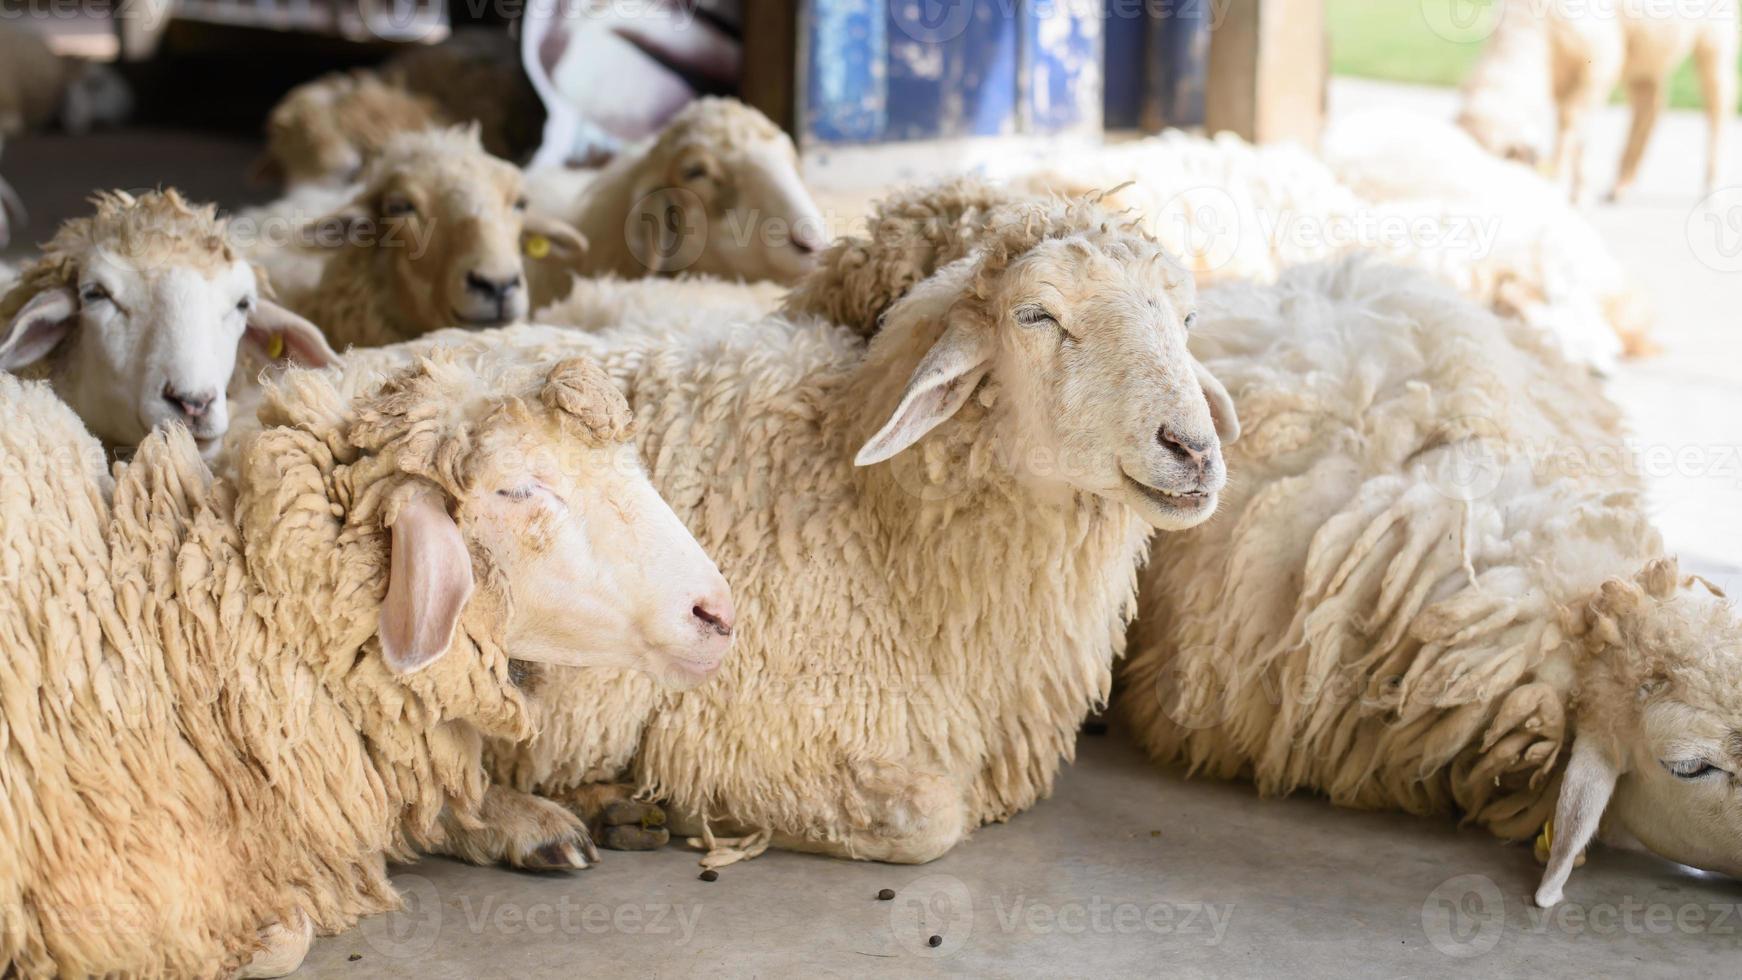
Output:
[0, 24, 132, 135]
[522, 97, 825, 308]
[1454, 0, 1556, 166]
[294, 125, 590, 350]
[1116, 257, 1742, 908]
[0, 344, 736, 976]
[0, 189, 340, 458]
[300, 193, 1241, 869]
[253, 70, 450, 188]
[1458, 0, 1739, 200]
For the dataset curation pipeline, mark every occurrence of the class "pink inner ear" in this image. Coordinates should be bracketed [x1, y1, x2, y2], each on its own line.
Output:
[0, 288, 78, 371]
[379, 494, 475, 674]
[245, 302, 341, 367]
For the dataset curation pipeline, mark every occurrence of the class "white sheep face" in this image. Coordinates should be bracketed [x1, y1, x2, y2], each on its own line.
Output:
[370, 355, 734, 686]
[1536, 567, 1742, 906]
[462, 426, 735, 688]
[1611, 692, 1742, 878]
[641, 134, 826, 284]
[857, 236, 1239, 532]
[1, 251, 335, 458]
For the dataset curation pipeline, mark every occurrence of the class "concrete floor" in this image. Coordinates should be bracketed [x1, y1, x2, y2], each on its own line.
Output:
[2, 79, 1739, 978]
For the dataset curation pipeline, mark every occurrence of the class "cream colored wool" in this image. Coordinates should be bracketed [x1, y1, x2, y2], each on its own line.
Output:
[532, 272, 784, 332]
[297, 196, 1228, 864]
[1120, 259, 1742, 861]
[0, 349, 640, 975]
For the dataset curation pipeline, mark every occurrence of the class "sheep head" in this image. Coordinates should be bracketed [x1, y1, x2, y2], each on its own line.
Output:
[627, 97, 824, 283]
[255, 71, 447, 187]
[1536, 557, 1742, 905]
[333, 350, 734, 690]
[309, 126, 587, 337]
[0, 189, 338, 458]
[854, 196, 1239, 531]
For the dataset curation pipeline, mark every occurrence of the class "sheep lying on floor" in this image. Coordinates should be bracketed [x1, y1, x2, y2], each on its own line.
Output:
[265, 193, 1239, 867]
[0, 348, 733, 976]
[289, 125, 589, 349]
[1118, 258, 1742, 907]
[0, 189, 338, 457]
[524, 97, 825, 305]
[1016, 126, 1653, 372]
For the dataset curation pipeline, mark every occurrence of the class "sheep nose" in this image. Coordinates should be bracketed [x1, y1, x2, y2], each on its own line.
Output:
[163, 385, 216, 419]
[691, 595, 735, 638]
[1157, 424, 1212, 470]
[464, 271, 522, 302]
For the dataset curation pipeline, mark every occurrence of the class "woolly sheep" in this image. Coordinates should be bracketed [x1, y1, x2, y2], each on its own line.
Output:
[952, 129, 1647, 372]
[0, 189, 340, 457]
[295, 126, 590, 349]
[1118, 258, 1742, 908]
[0, 346, 734, 976]
[523, 97, 825, 308]
[284, 194, 1241, 867]
[1457, 0, 1738, 200]
[253, 70, 450, 188]
[0, 24, 132, 136]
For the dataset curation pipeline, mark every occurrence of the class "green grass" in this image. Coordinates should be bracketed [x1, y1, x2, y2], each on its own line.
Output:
[1327, 0, 1733, 111]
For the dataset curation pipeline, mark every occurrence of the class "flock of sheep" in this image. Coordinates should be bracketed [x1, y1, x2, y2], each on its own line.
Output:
[0, 17, 1740, 978]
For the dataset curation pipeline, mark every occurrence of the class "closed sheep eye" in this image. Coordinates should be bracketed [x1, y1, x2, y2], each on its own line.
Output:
[80, 284, 110, 305]
[680, 165, 710, 183]
[382, 197, 417, 219]
[1016, 304, 1072, 342]
[497, 486, 535, 502]
[513, 197, 528, 213]
[1184, 311, 1198, 330]
[1663, 759, 1724, 780]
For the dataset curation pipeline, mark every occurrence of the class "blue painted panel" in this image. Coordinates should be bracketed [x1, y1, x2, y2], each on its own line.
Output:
[1147, 0, 1212, 128]
[1102, 0, 1146, 129]
[885, 0, 1020, 140]
[1023, 0, 1102, 134]
[803, 0, 887, 144]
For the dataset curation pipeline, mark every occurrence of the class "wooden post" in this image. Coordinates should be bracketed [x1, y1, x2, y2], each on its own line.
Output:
[742, 0, 800, 138]
[1204, 0, 1325, 146]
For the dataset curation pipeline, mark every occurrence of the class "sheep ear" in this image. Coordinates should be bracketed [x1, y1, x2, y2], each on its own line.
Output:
[0, 287, 77, 371]
[855, 319, 994, 467]
[1193, 359, 1240, 445]
[523, 213, 589, 268]
[380, 492, 475, 675]
[1534, 734, 1619, 908]
[244, 300, 342, 368]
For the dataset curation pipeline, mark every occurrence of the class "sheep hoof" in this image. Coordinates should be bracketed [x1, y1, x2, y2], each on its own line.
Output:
[601, 824, 671, 851]
[601, 799, 667, 831]
[522, 837, 597, 872]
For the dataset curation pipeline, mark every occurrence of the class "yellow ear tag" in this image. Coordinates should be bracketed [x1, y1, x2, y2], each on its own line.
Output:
[1533, 817, 1554, 865]
[266, 333, 285, 360]
[524, 233, 551, 260]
